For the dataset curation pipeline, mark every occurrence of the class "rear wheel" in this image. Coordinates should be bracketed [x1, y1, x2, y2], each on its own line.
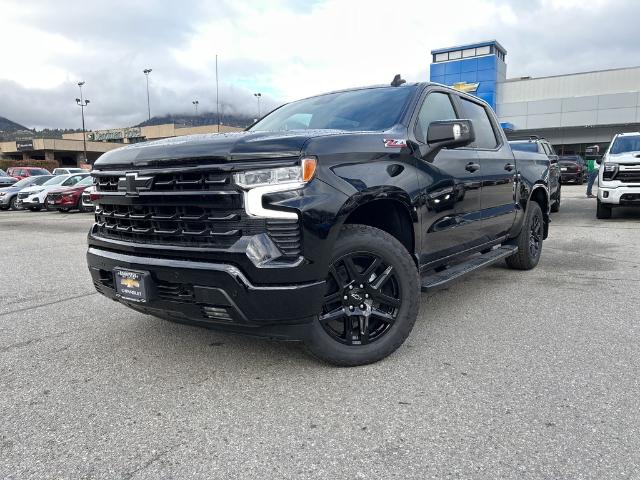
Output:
[9, 196, 19, 210]
[305, 225, 419, 366]
[596, 199, 612, 219]
[506, 201, 544, 270]
[550, 186, 561, 213]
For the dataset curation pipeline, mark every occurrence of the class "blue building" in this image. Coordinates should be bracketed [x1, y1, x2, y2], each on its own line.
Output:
[429, 40, 507, 111]
[429, 40, 640, 156]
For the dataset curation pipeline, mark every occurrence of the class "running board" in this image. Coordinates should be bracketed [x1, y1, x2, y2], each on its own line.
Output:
[421, 245, 518, 292]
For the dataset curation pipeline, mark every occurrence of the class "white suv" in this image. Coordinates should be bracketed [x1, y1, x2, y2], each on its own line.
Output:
[597, 132, 640, 219]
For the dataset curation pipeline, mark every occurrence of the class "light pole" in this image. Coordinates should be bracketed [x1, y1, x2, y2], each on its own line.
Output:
[76, 81, 89, 165]
[143, 68, 152, 121]
[254, 92, 262, 118]
[192, 100, 199, 115]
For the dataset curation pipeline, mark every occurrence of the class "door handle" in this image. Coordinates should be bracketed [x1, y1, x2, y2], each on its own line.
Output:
[465, 162, 480, 173]
[504, 163, 515, 172]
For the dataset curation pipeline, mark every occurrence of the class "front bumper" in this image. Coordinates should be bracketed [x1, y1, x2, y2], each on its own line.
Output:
[19, 196, 42, 208]
[87, 247, 326, 340]
[598, 184, 640, 205]
[0, 195, 10, 206]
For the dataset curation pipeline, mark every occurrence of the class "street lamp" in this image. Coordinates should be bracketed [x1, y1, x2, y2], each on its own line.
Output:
[76, 81, 89, 165]
[192, 100, 199, 115]
[143, 68, 152, 121]
[254, 92, 262, 118]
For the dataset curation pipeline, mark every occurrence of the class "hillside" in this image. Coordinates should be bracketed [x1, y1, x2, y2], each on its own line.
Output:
[137, 112, 255, 129]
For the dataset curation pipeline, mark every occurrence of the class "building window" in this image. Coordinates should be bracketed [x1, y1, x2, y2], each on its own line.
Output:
[435, 53, 448, 62]
[476, 45, 490, 56]
[462, 48, 476, 58]
[449, 50, 462, 60]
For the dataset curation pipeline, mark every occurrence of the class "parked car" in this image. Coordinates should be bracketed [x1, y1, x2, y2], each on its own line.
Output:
[509, 137, 561, 212]
[81, 185, 96, 211]
[88, 80, 551, 366]
[6, 166, 51, 180]
[0, 175, 54, 210]
[0, 169, 18, 187]
[46, 176, 94, 212]
[558, 155, 586, 184]
[53, 167, 89, 175]
[17, 173, 89, 211]
[597, 131, 640, 219]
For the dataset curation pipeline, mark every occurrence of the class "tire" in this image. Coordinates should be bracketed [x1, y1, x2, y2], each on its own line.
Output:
[506, 201, 544, 271]
[596, 199, 612, 219]
[550, 186, 561, 213]
[305, 225, 420, 366]
[9, 196, 19, 210]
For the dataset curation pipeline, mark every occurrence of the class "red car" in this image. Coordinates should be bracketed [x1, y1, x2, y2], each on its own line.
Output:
[6, 166, 51, 180]
[46, 176, 94, 212]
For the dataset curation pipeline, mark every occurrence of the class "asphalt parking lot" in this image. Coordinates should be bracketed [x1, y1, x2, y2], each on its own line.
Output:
[1, 185, 639, 479]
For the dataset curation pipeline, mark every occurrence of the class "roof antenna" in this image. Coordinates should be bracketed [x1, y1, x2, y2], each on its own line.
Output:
[391, 74, 406, 87]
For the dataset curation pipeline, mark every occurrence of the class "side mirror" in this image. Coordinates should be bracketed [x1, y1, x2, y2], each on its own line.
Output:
[427, 120, 475, 150]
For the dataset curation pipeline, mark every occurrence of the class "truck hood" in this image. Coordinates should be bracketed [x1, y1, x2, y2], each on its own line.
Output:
[607, 152, 640, 164]
[93, 129, 349, 168]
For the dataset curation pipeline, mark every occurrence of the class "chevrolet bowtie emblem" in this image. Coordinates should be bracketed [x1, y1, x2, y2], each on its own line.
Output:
[117, 172, 153, 195]
[452, 81, 480, 93]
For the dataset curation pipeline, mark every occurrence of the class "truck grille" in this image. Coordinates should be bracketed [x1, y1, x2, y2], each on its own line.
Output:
[616, 171, 640, 183]
[48, 193, 62, 202]
[18, 192, 30, 199]
[92, 166, 302, 256]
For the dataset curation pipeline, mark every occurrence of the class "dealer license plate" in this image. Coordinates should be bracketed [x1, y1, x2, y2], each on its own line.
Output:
[114, 268, 151, 302]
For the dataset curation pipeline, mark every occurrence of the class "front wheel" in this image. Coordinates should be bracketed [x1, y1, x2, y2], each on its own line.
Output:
[506, 201, 544, 270]
[305, 225, 420, 366]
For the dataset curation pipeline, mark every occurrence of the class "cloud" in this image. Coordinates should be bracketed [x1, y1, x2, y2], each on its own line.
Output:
[1, 0, 639, 129]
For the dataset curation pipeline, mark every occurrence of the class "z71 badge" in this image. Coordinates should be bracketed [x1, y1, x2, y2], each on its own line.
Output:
[383, 139, 407, 148]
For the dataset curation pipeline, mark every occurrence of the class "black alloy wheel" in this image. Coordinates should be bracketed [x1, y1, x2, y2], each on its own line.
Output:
[529, 213, 542, 258]
[320, 251, 401, 346]
[506, 201, 543, 270]
[305, 225, 420, 366]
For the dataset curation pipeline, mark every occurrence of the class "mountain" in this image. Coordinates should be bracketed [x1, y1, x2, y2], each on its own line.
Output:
[137, 112, 255, 129]
[0, 116, 30, 135]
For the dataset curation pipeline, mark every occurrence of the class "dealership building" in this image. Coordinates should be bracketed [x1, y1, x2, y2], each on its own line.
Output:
[0, 123, 242, 167]
[430, 40, 640, 155]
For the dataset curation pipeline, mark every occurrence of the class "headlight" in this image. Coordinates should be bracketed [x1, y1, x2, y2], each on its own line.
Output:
[603, 162, 619, 180]
[0, 192, 5, 197]
[233, 157, 317, 189]
[30, 189, 44, 195]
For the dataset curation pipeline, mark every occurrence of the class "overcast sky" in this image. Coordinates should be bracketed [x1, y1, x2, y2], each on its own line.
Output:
[1, 0, 638, 130]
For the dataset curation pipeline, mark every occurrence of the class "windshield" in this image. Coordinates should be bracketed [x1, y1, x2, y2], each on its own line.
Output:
[610, 136, 640, 154]
[510, 142, 538, 153]
[31, 168, 50, 175]
[77, 176, 93, 187]
[13, 177, 37, 188]
[42, 175, 69, 186]
[250, 87, 415, 132]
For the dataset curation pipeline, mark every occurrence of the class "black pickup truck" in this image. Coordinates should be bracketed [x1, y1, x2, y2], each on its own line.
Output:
[87, 81, 551, 366]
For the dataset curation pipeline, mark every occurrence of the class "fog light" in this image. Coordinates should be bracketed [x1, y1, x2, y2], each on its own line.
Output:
[246, 233, 282, 267]
[603, 191, 609, 198]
